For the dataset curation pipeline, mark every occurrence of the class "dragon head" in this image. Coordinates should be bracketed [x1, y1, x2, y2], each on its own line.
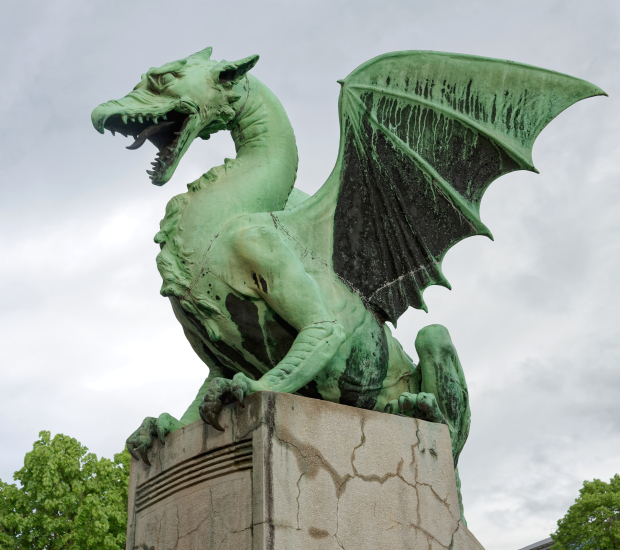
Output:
[91, 47, 258, 186]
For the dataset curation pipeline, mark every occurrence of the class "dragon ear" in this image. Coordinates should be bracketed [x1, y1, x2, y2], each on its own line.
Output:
[215, 55, 259, 85]
[188, 47, 213, 62]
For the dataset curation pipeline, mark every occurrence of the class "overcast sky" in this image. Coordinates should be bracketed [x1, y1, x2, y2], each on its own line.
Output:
[1, 0, 619, 548]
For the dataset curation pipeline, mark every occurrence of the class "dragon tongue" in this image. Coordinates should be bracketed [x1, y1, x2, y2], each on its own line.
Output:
[126, 119, 176, 150]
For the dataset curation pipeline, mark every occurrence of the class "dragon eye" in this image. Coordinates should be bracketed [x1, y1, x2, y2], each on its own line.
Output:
[159, 73, 176, 87]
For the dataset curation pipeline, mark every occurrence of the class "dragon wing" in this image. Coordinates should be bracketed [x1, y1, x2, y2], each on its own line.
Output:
[275, 51, 605, 324]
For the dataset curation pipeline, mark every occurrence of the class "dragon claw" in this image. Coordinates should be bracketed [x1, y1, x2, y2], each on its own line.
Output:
[137, 444, 151, 466]
[199, 375, 256, 430]
[206, 412, 225, 432]
[126, 413, 182, 465]
[156, 425, 167, 445]
[198, 405, 209, 425]
[127, 444, 141, 462]
[385, 392, 447, 425]
[233, 388, 245, 407]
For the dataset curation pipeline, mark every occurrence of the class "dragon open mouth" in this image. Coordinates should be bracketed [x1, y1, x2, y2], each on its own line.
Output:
[102, 110, 193, 185]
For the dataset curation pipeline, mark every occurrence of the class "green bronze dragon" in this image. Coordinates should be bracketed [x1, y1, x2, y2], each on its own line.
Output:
[92, 47, 605, 521]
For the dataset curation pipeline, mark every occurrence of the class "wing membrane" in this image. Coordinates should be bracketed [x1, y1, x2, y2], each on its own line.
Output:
[330, 51, 605, 323]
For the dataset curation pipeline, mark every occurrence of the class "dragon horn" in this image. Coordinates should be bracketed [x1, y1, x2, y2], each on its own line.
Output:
[188, 47, 213, 62]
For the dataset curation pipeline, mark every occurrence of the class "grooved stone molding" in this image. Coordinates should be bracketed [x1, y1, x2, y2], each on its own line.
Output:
[517, 539, 554, 550]
[126, 392, 485, 549]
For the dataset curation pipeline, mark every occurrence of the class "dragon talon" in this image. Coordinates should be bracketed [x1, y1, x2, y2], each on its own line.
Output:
[207, 413, 225, 432]
[198, 406, 210, 425]
[127, 445, 140, 462]
[233, 388, 245, 406]
[157, 426, 166, 445]
[137, 445, 151, 466]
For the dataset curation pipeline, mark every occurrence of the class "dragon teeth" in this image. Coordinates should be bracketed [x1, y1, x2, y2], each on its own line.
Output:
[121, 115, 128, 124]
[138, 115, 143, 123]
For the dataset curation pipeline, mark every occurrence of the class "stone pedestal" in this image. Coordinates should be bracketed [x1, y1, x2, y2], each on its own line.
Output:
[126, 391, 484, 549]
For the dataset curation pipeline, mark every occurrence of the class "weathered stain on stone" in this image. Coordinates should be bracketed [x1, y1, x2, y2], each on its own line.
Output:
[309, 526, 330, 539]
[264, 392, 276, 550]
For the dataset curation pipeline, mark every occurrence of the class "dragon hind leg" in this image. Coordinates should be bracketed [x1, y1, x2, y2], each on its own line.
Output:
[384, 324, 471, 524]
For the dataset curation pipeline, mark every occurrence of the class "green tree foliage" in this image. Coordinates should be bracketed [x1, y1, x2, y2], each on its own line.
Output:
[552, 474, 620, 549]
[0, 431, 130, 549]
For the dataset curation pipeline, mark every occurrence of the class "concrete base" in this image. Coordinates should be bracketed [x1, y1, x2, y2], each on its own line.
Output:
[126, 391, 484, 549]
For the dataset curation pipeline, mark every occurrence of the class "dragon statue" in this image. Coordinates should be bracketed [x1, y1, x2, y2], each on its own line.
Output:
[92, 48, 604, 521]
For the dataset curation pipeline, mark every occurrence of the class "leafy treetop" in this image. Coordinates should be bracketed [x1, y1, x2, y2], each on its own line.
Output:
[0, 431, 130, 550]
[552, 474, 620, 549]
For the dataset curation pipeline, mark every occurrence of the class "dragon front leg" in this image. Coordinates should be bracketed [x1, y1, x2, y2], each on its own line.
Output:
[198, 224, 346, 430]
[199, 320, 345, 430]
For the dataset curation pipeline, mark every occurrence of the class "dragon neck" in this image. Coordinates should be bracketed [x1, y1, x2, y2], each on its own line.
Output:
[188, 74, 298, 215]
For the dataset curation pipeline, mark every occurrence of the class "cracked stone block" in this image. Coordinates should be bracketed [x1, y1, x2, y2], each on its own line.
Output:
[298, 467, 339, 536]
[126, 391, 484, 549]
